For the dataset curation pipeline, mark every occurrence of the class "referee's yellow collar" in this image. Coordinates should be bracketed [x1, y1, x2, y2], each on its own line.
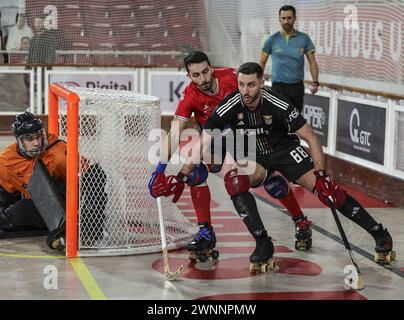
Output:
[280, 27, 297, 37]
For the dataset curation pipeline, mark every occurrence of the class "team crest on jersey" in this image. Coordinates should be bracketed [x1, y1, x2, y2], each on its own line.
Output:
[237, 113, 244, 120]
[263, 115, 272, 125]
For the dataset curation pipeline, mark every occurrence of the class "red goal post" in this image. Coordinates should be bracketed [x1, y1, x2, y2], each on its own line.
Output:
[49, 83, 80, 257]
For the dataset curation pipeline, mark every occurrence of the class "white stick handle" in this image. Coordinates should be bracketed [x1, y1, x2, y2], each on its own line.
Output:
[156, 196, 184, 281]
[157, 197, 167, 249]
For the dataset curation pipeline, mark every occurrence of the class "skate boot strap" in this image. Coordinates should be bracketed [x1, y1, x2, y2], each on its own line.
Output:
[371, 224, 390, 238]
[295, 218, 312, 228]
[194, 226, 214, 241]
[379, 242, 393, 251]
[375, 236, 393, 251]
[255, 235, 272, 245]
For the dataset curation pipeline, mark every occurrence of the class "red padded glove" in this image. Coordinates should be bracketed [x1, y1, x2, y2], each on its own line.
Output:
[164, 175, 185, 203]
[150, 172, 167, 198]
[313, 170, 346, 209]
[151, 174, 185, 203]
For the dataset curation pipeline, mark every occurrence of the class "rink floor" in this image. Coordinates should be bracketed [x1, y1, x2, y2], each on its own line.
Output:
[0, 143, 403, 300]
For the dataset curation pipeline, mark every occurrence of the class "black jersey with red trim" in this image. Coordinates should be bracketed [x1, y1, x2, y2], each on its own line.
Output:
[204, 88, 307, 154]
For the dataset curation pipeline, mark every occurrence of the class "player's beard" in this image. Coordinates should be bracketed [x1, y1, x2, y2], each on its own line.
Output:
[242, 91, 260, 106]
[198, 78, 213, 92]
[199, 81, 212, 91]
[282, 23, 294, 33]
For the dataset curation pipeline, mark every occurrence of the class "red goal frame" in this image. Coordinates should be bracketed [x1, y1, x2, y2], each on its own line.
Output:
[48, 83, 80, 257]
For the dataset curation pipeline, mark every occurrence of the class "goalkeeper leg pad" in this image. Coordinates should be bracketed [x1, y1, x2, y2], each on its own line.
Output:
[27, 160, 66, 249]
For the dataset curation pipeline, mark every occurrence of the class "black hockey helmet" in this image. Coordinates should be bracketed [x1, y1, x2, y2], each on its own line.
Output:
[12, 112, 48, 158]
[11, 112, 44, 137]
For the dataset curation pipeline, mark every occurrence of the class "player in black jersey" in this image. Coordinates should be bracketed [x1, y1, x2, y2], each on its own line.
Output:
[152, 62, 395, 271]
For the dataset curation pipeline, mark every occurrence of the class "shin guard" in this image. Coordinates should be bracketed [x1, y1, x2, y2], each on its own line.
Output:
[338, 194, 379, 234]
[231, 192, 266, 238]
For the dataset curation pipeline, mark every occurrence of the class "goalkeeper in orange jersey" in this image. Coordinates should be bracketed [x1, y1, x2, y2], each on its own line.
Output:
[0, 112, 106, 250]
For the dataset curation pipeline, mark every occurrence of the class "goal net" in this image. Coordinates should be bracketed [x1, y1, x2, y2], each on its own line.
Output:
[48, 83, 197, 257]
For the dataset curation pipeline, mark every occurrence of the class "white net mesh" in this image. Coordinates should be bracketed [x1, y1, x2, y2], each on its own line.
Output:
[56, 86, 197, 256]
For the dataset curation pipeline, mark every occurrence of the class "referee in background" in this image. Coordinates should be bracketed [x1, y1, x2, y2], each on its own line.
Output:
[259, 5, 319, 112]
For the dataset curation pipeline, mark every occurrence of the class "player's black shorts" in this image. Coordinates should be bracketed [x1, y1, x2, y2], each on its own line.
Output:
[255, 143, 314, 182]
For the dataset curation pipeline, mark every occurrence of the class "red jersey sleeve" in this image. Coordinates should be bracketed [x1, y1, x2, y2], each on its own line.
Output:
[174, 85, 196, 122]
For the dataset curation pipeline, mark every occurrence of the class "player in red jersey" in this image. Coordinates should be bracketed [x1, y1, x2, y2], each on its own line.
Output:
[149, 52, 311, 262]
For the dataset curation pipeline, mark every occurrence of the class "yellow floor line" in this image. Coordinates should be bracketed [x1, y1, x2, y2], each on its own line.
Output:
[69, 257, 106, 300]
[0, 252, 106, 299]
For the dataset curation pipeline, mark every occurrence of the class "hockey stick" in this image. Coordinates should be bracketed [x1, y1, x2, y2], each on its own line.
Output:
[157, 197, 184, 281]
[327, 199, 364, 290]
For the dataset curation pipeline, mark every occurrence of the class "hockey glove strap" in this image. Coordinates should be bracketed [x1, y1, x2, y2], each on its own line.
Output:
[160, 163, 208, 202]
[313, 170, 346, 209]
[148, 162, 167, 196]
[163, 175, 185, 203]
[149, 172, 167, 198]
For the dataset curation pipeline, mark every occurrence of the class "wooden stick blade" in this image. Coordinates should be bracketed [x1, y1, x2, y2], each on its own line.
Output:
[162, 246, 184, 281]
[164, 264, 184, 281]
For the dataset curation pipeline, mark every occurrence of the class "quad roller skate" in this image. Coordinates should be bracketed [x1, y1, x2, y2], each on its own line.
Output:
[294, 216, 312, 250]
[249, 235, 276, 273]
[373, 224, 396, 265]
[187, 223, 219, 263]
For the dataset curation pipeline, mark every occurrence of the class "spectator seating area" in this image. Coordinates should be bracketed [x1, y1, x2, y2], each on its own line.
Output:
[6, 0, 206, 65]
